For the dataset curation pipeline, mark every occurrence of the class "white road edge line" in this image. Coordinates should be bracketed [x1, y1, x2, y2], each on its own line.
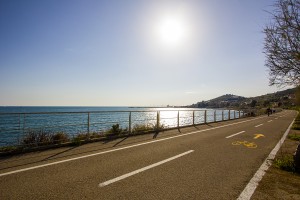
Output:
[225, 131, 245, 139]
[255, 124, 263, 128]
[99, 150, 194, 187]
[0, 116, 266, 177]
[237, 118, 295, 200]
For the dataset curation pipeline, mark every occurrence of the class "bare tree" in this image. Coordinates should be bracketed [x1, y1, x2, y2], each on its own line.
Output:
[264, 0, 300, 86]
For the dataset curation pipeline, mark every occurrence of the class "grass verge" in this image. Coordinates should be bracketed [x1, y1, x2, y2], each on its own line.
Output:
[274, 154, 296, 172]
[0, 123, 166, 155]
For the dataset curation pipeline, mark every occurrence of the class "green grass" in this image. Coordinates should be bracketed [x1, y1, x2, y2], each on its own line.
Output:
[22, 130, 70, 146]
[131, 124, 154, 134]
[292, 108, 300, 130]
[292, 124, 300, 130]
[131, 123, 165, 134]
[105, 124, 128, 136]
[0, 145, 19, 153]
[52, 132, 70, 144]
[274, 155, 296, 172]
[288, 134, 300, 141]
[0, 123, 167, 154]
[71, 132, 103, 145]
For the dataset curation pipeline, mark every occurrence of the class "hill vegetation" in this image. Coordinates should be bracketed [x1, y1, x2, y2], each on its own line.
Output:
[188, 88, 297, 109]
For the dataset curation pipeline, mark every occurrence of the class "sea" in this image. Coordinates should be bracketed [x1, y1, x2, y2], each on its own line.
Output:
[0, 106, 239, 147]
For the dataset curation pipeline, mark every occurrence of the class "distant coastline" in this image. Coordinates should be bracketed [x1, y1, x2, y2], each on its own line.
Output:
[128, 106, 187, 108]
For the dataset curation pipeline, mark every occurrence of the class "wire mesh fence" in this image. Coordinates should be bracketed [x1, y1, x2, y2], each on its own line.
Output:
[0, 109, 245, 147]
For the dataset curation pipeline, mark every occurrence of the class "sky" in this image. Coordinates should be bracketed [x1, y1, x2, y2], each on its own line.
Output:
[0, 0, 284, 106]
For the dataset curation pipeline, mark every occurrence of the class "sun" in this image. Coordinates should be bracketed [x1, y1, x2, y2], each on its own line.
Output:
[154, 14, 189, 48]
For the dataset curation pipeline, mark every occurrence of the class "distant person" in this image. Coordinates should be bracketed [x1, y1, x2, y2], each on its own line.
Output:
[267, 107, 271, 116]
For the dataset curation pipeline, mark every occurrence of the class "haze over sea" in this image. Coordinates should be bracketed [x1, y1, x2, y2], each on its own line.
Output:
[0, 106, 147, 113]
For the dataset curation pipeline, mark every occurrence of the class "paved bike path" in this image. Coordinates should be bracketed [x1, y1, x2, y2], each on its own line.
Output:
[0, 110, 296, 199]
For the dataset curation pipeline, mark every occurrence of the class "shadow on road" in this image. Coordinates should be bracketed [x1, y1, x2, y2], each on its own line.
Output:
[113, 137, 129, 147]
[42, 146, 78, 161]
[153, 132, 159, 139]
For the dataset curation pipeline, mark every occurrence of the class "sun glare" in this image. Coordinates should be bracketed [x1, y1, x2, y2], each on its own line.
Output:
[154, 14, 189, 48]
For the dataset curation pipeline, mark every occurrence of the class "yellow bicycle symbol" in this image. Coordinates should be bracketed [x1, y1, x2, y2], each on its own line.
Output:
[232, 141, 257, 148]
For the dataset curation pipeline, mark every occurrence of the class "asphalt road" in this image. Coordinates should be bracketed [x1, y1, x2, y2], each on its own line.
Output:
[0, 110, 297, 200]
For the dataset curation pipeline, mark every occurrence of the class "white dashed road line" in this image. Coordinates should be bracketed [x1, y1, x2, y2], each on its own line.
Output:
[267, 120, 272, 122]
[0, 116, 266, 177]
[225, 131, 246, 139]
[255, 124, 263, 128]
[99, 150, 194, 187]
[237, 119, 295, 200]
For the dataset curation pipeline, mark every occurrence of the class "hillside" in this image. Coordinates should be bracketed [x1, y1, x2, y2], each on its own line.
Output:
[188, 88, 297, 109]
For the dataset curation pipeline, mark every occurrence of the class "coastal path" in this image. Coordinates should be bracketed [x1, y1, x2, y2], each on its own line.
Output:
[0, 110, 296, 199]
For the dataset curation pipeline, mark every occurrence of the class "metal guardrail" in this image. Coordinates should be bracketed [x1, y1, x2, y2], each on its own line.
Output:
[0, 109, 245, 147]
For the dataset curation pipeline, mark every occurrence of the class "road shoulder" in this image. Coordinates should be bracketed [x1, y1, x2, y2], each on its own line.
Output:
[251, 129, 300, 200]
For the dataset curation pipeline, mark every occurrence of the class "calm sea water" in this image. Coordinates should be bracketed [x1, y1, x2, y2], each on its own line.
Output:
[0, 107, 238, 146]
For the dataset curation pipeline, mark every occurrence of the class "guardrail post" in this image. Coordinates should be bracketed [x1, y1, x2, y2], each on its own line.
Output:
[234, 110, 236, 119]
[192, 111, 195, 125]
[87, 112, 90, 134]
[204, 110, 207, 123]
[228, 110, 231, 120]
[239, 110, 241, 118]
[129, 112, 132, 133]
[177, 111, 180, 128]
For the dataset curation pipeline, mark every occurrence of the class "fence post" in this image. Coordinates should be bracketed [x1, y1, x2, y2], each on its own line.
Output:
[222, 110, 224, 121]
[204, 110, 207, 123]
[156, 111, 160, 129]
[18, 114, 21, 145]
[193, 111, 195, 125]
[23, 114, 26, 136]
[228, 110, 231, 120]
[87, 112, 90, 134]
[214, 110, 216, 122]
[177, 111, 180, 128]
[129, 112, 132, 133]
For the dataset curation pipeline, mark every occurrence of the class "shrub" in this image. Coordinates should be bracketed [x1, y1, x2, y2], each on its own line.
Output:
[109, 124, 122, 135]
[106, 124, 128, 136]
[74, 133, 90, 141]
[292, 124, 300, 130]
[292, 111, 300, 130]
[22, 130, 70, 146]
[89, 132, 103, 139]
[71, 137, 82, 146]
[274, 155, 296, 172]
[22, 130, 52, 146]
[51, 132, 69, 144]
[288, 134, 300, 141]
[0, 145, 19, 153]
[153, 123, 165, 132]
[131, 124, 154, 134]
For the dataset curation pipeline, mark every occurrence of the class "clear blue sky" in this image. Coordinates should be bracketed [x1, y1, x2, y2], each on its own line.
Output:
[0, 0, 281, 106]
